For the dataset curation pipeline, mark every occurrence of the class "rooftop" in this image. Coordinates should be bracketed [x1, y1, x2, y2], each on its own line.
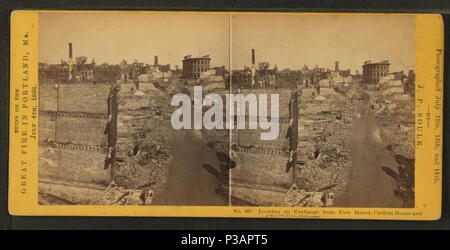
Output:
[363, 60, 390, 65]
[183, 55, 211, 61]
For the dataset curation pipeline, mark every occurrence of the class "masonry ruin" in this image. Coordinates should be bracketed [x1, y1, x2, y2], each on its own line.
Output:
[38, 81, 118, 204]
[230, 88, 298, 206]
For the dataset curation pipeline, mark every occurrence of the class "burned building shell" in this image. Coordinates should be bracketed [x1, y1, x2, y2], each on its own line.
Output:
[362, 60, 390, 84]
[182, 55, 211, 79]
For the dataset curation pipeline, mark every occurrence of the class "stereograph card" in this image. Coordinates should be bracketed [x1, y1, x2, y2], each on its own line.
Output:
[9, 11, 443, 220]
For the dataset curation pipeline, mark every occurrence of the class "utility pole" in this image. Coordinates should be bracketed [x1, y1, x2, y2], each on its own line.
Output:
[286, 89, 299, 183]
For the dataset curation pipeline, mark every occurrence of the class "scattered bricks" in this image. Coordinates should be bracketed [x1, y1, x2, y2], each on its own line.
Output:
[292, 85, 356, 200]
[231, 183, 287, 206]
[282, 184, 334, 207]
[101, 182, 151, 205]
[113, 82, 173, 196]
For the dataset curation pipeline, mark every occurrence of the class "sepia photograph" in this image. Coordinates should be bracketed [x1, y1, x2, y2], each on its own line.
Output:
[37, 12, 415, 208]
[229, 14, 415, 208]
[38, 12, 231, 206]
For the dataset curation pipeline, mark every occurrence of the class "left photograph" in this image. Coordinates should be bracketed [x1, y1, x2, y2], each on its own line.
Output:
[37, 12, 231, 205]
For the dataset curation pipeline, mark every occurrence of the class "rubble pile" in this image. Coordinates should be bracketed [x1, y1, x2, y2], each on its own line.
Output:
[283, 184, 334, 207]
[101, 181, 153, 205]
[111, 85, 175, 201]
[292, 87, 357, 205]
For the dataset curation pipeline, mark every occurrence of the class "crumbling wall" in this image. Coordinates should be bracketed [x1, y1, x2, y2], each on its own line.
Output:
[38, 81, 117, 205]
[230, 88, 294, 205]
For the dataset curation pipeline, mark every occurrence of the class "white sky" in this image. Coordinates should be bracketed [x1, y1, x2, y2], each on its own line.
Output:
[39, 12, 415, 73]
[232, 14, 415, 73]
[39, 12, 230, 68]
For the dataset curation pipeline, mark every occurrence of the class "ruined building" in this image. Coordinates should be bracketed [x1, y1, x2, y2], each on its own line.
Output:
[39, 43, 117, 83]
[362, 60, 390, 84]
[39, 81, 118, 204]
[182, 55, 211, 79]
[152, 55, 171, 72]
[231, 88, 299, 205]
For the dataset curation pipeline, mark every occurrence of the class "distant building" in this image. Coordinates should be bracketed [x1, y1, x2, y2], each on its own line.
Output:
[339, 69, 351, 77]
[362, 60, 390, 84]
[311, 67, 326, 86]
[130, 61, 147, 82]
[39, 63, 69, 82]
[152, 56, 170, 72]
[157, 64, 171, 72]
[39, 43, 118, 83]
[182, 55, 211, 79]
[232, 68, 253, 87]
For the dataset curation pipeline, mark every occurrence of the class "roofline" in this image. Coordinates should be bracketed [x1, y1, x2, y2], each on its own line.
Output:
[363, 61, 390, 66]
[183, 57, 211, 61]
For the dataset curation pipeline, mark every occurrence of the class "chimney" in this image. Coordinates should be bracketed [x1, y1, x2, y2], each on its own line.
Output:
[154, 56, 158, 66]
[252, 49, 255, 65]
[69, 43, 73, 59]
[335, 61, 339, 72]
[68, 42, 73, 80]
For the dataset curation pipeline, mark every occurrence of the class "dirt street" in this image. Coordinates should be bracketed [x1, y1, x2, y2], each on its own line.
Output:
[152, 129, 227, 206]
[334, 96, 402, 208]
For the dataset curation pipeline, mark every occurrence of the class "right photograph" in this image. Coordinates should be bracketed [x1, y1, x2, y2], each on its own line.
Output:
[229, 14, 416, 208]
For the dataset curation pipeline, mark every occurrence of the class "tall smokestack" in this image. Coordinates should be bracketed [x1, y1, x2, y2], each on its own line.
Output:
[69, 43, 73, 59]
[68, 42, 73, 80]
[154, 56, 158, 66]
[335, 61, 339, 72]
[252, 49, 255, 65]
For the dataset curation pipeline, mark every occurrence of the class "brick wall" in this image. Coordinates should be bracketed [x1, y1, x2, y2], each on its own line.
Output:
[230, 88, 295, 203]
[58, 83, 111, 113]
[233, 88, 292, 119]
[38, 81, 117, 203]
[232, 152, 290, 187]
[55, 115, 108, 146]
[39, 82, 57, 111]
[39, 146, 110, 185]
[231, 124, 289, 150]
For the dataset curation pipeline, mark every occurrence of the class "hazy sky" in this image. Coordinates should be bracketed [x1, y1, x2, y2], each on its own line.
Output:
[39, 12, 415, 73]
[39, 12, 230, 68]
[232, 14, 415, 73]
